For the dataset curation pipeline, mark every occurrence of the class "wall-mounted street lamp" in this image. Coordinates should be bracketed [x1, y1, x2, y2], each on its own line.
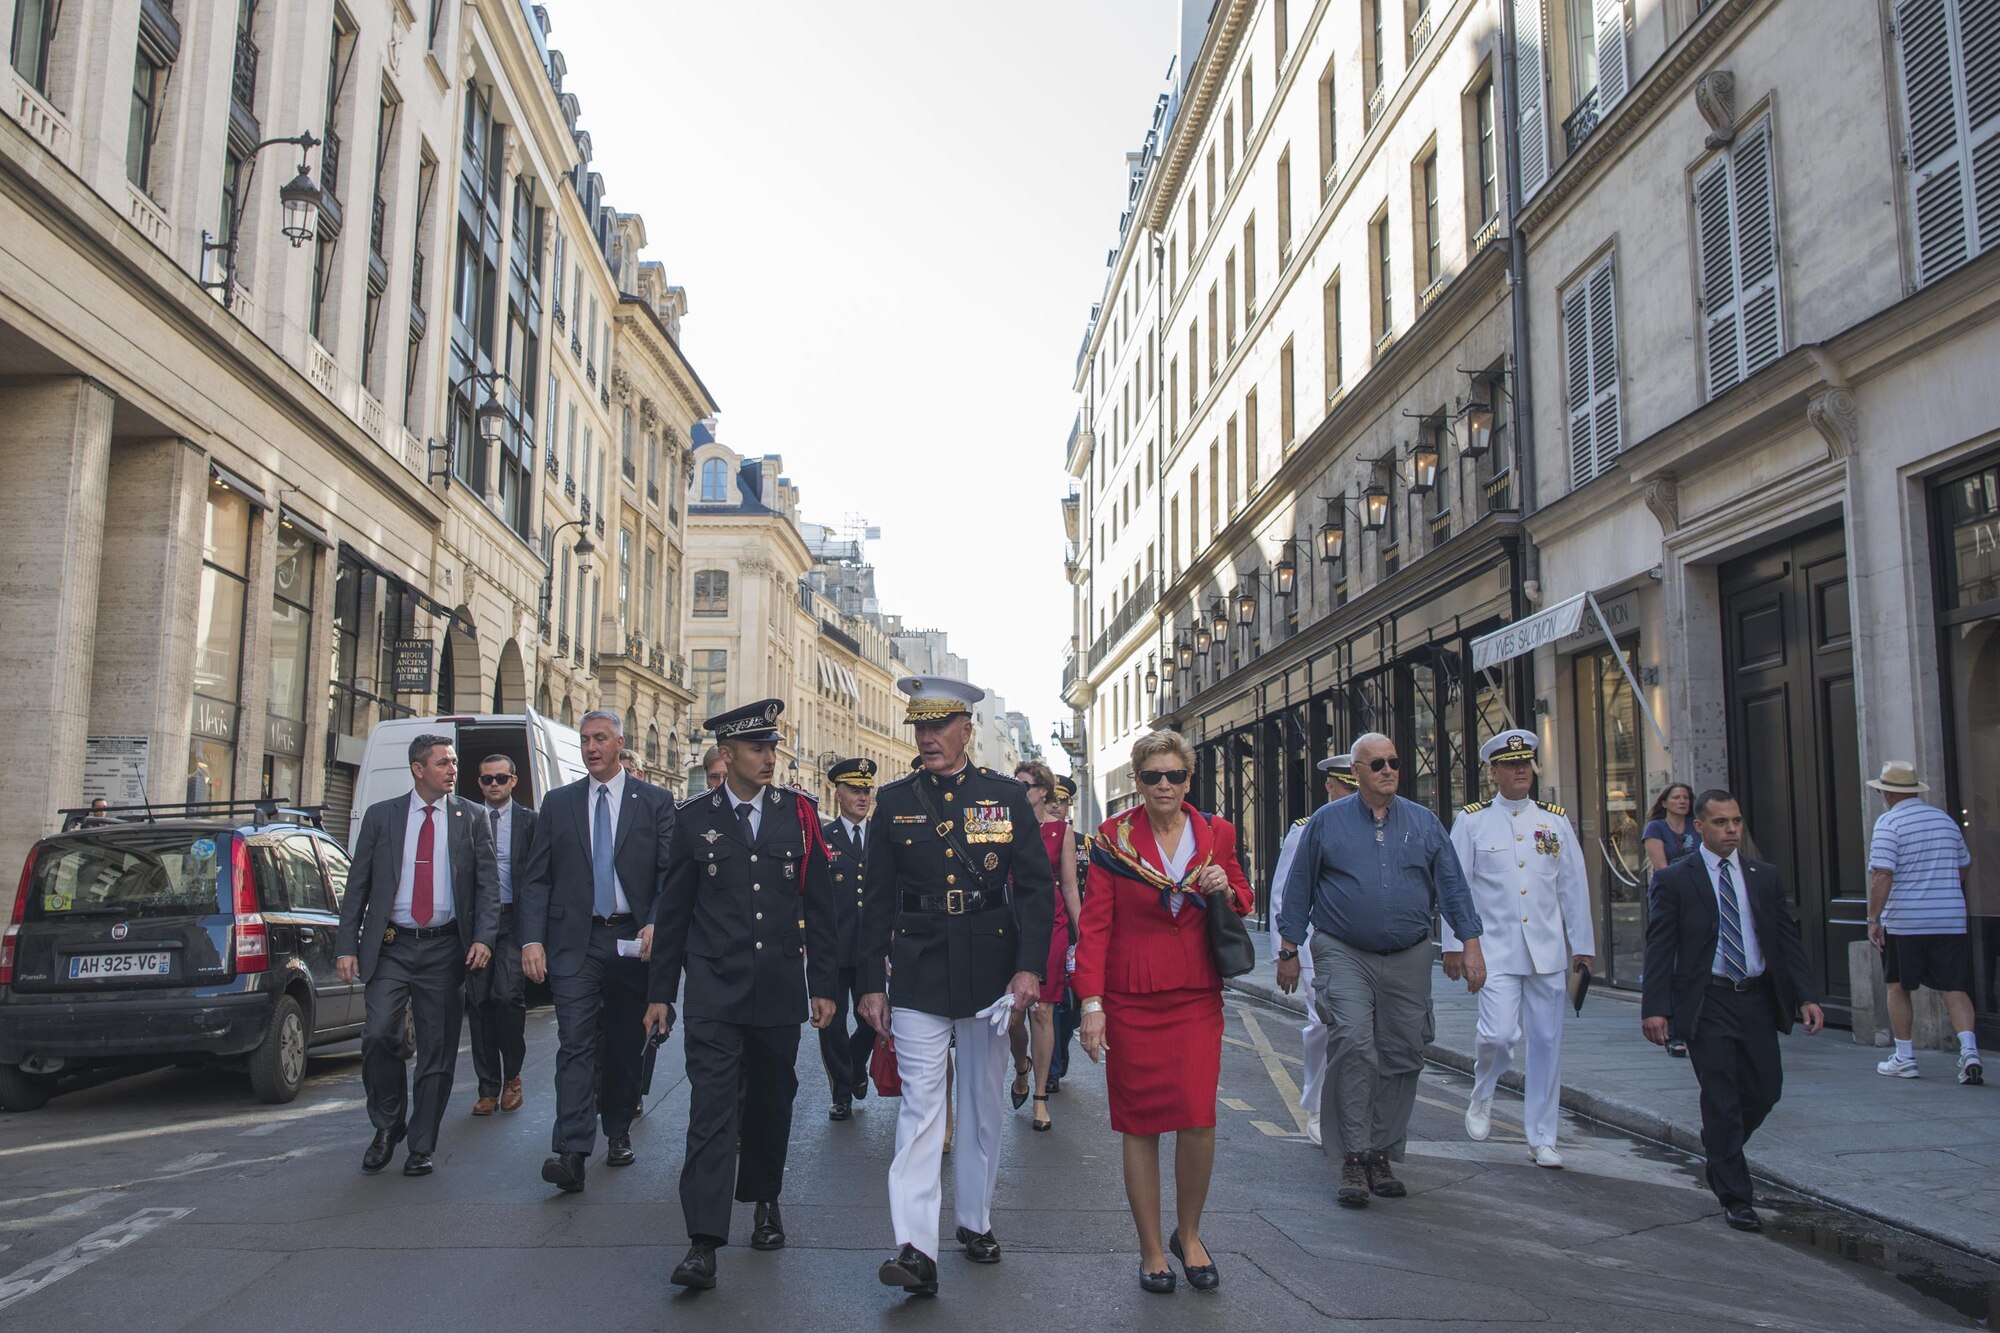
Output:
[1234, 573, 1258, 626]
[1462, 397, 1495, 457]
[1194, 620, 1213, 655]
[1408, 435, 1441, 494]
[1208, 599, 1228, 644]
[1362, 482, 1391, 530]
[1177, 633, 1195, 670]
[537, 517, 597, 633]
[1144, 655, 1160, 696]
[1273, 540, 1297, 597]
[199, 132, 323, 311]
[1318, 497, 1348, 563]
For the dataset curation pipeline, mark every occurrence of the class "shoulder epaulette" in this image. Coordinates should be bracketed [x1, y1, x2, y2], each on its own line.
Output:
[1461, 801, 1487, 814]
[986, 769, 1025, 788]
[879, 771, 918, 791]
[1536, 799, 1565, 816]
[789, 786, 820, 807]
[677, 788, 716, 810]
[1290, 816, 1311, 829]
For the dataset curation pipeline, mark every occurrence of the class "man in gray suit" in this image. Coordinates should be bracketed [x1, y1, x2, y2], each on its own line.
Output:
[467, 754, 537, 1116]
[336, 734, 499, 1176]
[519, 709, 677, 1193]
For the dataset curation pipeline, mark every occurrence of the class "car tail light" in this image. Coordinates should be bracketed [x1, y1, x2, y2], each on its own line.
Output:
[0, 849, 32, 986]
[229, 837, 268, 974]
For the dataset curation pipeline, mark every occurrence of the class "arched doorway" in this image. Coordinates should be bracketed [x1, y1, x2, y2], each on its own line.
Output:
[536, 683, 553, 717]
[559, 697, 575, 727]
[494, 638, 528, 713]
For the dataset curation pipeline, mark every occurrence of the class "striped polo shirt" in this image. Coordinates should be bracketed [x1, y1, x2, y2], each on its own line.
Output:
[1868, 799, 1970, 935]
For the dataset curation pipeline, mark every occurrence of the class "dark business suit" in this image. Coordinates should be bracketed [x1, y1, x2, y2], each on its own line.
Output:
[818, 816, 877, 1100]
[467, 801, 537, 1098]
[518, 774, 676, 1155]
[336, 792, 499, 1155]
[651, 786, 838, 1243]
[1642, 850, 1820, 1210]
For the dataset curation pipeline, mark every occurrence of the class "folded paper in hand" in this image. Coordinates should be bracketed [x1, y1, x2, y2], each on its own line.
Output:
[616, 937, 643, 958]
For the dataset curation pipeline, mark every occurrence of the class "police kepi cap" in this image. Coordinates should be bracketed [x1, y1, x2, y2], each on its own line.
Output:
[829, 757, 877, 788]
[898, 675, 985, 724]
[708, 698, 784, 741]
[1480, 729, 1539, 764]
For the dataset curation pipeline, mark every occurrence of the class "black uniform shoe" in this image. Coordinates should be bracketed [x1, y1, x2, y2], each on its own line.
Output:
[1724, 1205, 1763, 1232]
[361, 1125, 405, 1174]
[853, 1078, 869, 1102]
[878, 1244, 939, 1296]
[751, 1201, 786, 1250]
[671, 1240, 718, 1290]
[402, 1152, 433, 1177]
[605, 1135, 635, 1167]
[1045, 1074, 1062, 1095]
[541, 1151, 586, 1193]
[1169, 1229, 1219, 1291]
[954, 1226, 1001, 1263]
[829, 1100, 852, 1121]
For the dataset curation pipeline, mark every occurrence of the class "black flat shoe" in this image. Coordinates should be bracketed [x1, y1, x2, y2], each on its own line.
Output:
[879, 1244, 939, 1296]
[954, 1226, 1001, 1263]
[853, 1078, 869, 1102]
[671, 1240, 718, 1290]
[1169, 1229, 1219, 1291]
[1045, 1074, 1062, 1095]
[1031, 1093, 1052, 1132]
[541, 1151, 586, 1194]
[362, 1125, 405, 1174]
[751, 1201, 785, 1251]
[829, 1100, 852, 1121]
[1140, 1267, 1177, 1294]
[1724, 1205, 1763, 1233]
[605, 1135, 635, 1167]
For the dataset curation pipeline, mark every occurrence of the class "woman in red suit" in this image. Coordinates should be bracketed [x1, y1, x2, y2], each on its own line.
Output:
[1074, 729, 1252, 1295]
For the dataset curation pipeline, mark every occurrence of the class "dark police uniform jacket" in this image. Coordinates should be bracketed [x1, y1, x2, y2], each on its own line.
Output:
[822, 817, 868, 970]
[859, 765, 1054, 1019]
[649, 785, 839, 1028]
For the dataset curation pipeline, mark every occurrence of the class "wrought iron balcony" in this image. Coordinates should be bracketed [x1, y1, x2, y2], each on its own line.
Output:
[320, 126, 342, 201]
[594, 514, 604, 537]
[558, 628, 570, 654]
[570, 331, 582, 357]
[552, 299, 565, 331]
[545, 447, 559, 477]
[563, 475, 576, 499]
[579, 494, 591, 521]
[668, 655, 687, 686]
[538, 617, 551, 642]
[1564, 86, 1602, 155]
[370, 195, 386, 257]
[232, 32, 259, 111]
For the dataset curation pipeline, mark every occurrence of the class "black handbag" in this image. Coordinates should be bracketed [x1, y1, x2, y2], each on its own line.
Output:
[1195, 815, 1255, 978]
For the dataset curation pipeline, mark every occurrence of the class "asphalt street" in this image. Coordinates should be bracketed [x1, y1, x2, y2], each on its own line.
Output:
[0, 994, 1991, 1331]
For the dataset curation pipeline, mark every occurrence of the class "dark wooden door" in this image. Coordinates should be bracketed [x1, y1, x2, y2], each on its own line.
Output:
[1720, 523, 1862, 1016]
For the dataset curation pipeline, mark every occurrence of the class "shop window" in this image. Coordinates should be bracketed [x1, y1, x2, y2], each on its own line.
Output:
[192, 483, 253, 803]
[263, 520, 317, 803]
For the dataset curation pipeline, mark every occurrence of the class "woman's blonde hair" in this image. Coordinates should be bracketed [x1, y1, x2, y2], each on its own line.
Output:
[1129, 729, 1194, 773]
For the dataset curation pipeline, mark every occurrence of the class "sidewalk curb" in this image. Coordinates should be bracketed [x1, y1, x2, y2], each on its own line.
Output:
[1224, 975, 1998, 1263]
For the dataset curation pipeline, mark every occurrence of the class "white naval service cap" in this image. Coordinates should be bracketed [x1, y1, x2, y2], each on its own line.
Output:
[1479, 729, 1539, 764]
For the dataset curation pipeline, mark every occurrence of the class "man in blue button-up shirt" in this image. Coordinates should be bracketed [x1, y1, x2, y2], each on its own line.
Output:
[1276, 732, 1485, 1208]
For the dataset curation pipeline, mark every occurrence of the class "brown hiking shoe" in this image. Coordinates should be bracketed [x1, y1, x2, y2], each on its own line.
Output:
[1338, 1154, 1371, 1208]
[1366, 1149, 1407, 1198]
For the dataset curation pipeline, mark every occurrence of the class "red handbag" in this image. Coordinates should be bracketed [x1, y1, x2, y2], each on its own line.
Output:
[869, 1034, 902, 1098]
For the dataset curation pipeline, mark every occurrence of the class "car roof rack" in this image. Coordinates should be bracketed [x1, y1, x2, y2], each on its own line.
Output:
[57, 801, 326, 833]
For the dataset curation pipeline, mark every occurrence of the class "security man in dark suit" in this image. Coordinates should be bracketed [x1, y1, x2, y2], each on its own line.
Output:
[335, 734, 498, 1176]
[1643, 787, 1825, 1233]
[467, 754, 538, 1116]
[644, 699, 839, 1291]
[518, 709, 677, 1193]
[821, 756, 879, 1120]
[857, 676, 1053, 1297]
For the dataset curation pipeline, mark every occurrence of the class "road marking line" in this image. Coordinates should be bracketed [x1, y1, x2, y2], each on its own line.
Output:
[1231, 1004, 1308, 1135]
[0, 1208, 191, 1312]
[0, 1099, 359, 1159]
[0, 1149, 311, 1212]
[157, 1152, 221, 1173]
[1220, 1097, 1253, 1111]
[1222, 1033, 1303, 1065]
[0, 1193, 126, 1233]
[1250, 1119, 1297, 1138]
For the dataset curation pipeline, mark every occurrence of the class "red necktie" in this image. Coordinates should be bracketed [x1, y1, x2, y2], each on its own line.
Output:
[413, 805, 436, 925]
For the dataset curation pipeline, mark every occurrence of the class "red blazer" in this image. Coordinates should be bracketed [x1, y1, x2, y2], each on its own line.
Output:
[1071, 804, 1254, 997]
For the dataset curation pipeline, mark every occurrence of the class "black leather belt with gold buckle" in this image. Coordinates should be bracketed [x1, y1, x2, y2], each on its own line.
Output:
[901, 889, 994, 915]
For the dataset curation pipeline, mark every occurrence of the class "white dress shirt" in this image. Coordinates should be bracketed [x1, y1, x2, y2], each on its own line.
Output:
[396, 790, 455, 928]
[1698, 844, 1764, 979]
[724, 784, 768, 841]
[488, 801, 514, 905]
[589, 770, 632, 916]
[842, 817, 864, 846]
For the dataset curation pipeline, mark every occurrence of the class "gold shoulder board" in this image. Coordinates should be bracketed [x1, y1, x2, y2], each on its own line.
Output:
[1461, 801, 1486, 814]
[1536, 800, 1565, 816]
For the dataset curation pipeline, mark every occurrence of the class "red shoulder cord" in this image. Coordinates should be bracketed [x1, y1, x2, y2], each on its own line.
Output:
[796, 793, 829, 895]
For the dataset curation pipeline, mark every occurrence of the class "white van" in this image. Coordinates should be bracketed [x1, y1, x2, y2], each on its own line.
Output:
[347, 711, 587, 851]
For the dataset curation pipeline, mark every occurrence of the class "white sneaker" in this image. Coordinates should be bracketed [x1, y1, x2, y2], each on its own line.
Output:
[1306, 1112, 1322, 1146]
[1960, 1052, 1985, 1086]
[1876, 1054, 1920, 1079]
[1528, 1144, 1564, 1169]
[1465, 1097, 1492, 1141]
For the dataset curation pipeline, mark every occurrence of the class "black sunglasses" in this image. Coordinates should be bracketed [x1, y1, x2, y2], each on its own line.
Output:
[1365, 757, 1400, 772]
[1138, 768, 1190, 786]
[478, 773, 515, 785]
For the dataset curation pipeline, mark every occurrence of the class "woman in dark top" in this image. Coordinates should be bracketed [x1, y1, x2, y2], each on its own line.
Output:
[1641, 783, 1699, 1056]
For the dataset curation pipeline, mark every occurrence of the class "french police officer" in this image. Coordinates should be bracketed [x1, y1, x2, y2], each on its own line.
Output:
[1443, 729, 1594, 1167]
[857, 677, 1054, 1297]
[645, 699, 839, 1290]
[1267, 751, 1357, 1146]
[821, 757, 879, 1120]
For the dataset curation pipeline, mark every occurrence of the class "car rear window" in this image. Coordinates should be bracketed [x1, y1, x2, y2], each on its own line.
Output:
[26, 831, 227, 919]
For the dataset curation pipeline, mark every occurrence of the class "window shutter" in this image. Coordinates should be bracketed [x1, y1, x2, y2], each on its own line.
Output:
[1596, 0, 1629, 113]
[1731, 119, 1784, 377]
[1563, 280, 1595, 489]
[1898, 0, 2000, 285]
[1587, 260, 1622, 475]
[1694, 155, 1741, 397]
[1516, 0, 1549, 199]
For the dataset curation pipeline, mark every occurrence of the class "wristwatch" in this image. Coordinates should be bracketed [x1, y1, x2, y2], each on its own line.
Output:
[1277, 947, 1300, 963]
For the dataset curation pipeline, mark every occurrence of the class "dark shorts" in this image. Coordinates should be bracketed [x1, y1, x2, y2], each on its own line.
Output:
[1882, 932, 1972, 993]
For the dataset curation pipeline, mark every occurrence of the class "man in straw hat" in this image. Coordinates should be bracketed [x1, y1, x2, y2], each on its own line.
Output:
[1865, 760, 1982, 1085]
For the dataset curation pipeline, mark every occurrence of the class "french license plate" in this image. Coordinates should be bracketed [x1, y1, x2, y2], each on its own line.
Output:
[69, 952, 172, 979]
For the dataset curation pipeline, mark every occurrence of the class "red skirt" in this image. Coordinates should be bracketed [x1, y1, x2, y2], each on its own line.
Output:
[1040, 895, 1070, 1006]
[1103, 986, 1223, 1135]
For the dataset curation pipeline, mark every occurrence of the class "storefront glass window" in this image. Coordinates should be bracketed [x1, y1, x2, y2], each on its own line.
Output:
[1576, 642, 1645, 987]
[264, 524, 317, 803]
[191, 484, 252, 804]
[1410, 662, 1442, 813]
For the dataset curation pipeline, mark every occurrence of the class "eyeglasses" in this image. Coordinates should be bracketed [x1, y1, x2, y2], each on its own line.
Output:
[1364, 757, 1400, 773]
[1138, 768, 1190, 786]
[478, 773, 515, 785]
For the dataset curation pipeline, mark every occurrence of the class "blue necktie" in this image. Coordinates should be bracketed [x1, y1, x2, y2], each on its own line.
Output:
[1716, 858, 1748, 982]
[593, 786, 617, 917]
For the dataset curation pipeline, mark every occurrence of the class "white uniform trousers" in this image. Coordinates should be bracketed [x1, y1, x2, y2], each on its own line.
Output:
[1470, 970, 1568, 1149]
[1296, 936, 1329, 1113]
[888, 1008, 1008, 1261]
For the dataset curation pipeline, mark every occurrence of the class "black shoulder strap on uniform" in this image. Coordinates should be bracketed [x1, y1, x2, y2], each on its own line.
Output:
[909, 777, 994, 897]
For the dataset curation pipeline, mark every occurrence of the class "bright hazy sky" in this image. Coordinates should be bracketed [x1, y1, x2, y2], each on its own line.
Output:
[553, 0, 1181, 763]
